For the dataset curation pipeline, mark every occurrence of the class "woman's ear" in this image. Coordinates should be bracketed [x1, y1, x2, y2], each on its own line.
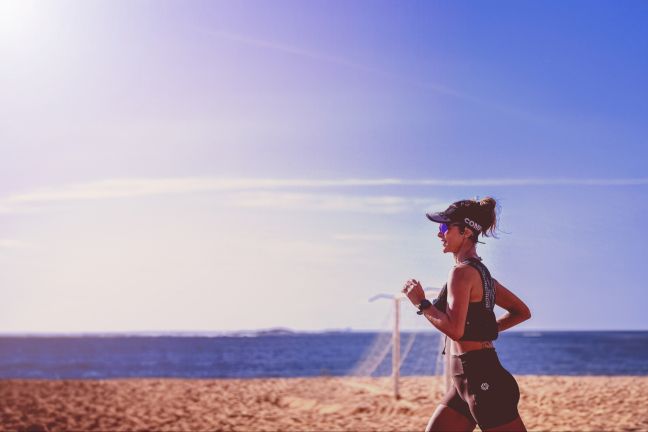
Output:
[464, 227, 474, 239]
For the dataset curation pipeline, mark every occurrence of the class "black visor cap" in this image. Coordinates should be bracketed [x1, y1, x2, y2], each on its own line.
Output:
[426, 211, 452, 223]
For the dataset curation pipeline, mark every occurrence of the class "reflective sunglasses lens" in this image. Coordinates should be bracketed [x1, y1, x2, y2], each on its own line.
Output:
[439, 223, 448, 234]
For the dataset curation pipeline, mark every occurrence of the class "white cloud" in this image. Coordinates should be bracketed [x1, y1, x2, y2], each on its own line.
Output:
[418, 178, 648, 186]
[0, 239, 34, 249]
[224, 191, 433, 213]
[333, 233, 396, 242]
[1, 178, 437, 214]
[1, 176, 647, 215]
[5, 178, 404, 204]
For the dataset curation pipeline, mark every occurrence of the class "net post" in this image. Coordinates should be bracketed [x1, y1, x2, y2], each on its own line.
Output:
[392, 297, 400, 400]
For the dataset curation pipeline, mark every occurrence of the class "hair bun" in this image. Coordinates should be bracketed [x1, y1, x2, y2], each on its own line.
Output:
[475, 196, 498, 238]
[479, 197, 497, 209]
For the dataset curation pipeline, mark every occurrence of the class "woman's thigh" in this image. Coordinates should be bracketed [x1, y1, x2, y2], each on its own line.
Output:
[426, 404, 477, 432]
[483, 415, 527, 432]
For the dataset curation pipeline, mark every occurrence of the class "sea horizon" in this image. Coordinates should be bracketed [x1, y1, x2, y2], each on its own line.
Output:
[2, 331, 647, 379]
[0, 328, 646, 337]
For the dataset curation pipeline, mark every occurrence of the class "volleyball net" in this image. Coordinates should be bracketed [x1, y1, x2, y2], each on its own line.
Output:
[350, 288, 451, 399]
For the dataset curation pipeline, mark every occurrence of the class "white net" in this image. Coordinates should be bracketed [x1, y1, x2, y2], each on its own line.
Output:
[350, 291, 450, 396]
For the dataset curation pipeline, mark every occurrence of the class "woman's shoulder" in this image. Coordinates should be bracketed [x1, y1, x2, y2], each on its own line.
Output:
[449, 262, 482, 281]
[449, 263, 484, 302]
[447, 265, 481, 293]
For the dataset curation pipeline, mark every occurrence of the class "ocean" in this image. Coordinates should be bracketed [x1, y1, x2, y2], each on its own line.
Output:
[0, 331, 646, 379]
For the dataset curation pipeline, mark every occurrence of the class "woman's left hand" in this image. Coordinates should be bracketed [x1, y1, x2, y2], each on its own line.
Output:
[402, 279, 425, 306]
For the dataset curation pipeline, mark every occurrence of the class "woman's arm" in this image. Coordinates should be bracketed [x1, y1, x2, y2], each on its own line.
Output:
[404, 266, 473, 340]
[494, 279, 532, 332]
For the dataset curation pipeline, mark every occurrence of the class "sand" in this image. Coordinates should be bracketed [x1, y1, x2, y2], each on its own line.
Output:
[2, 376, 647, 431]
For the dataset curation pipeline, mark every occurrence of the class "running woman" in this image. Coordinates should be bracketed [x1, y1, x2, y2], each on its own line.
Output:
[402, 197, 531, 432]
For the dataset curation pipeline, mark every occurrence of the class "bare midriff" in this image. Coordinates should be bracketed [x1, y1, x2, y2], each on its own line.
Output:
[452, 339, 494, 355]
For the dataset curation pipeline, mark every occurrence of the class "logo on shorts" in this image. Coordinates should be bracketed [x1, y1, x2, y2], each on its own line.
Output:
[481, 382, 490, 391]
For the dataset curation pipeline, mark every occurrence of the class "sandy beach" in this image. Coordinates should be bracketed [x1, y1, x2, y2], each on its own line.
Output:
[2, 375, 647, 431]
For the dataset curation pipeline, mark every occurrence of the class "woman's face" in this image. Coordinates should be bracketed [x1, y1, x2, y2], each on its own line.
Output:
[437, 223, 464, 253]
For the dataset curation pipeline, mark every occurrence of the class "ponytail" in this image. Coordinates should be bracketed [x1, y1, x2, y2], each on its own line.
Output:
[477, 196, 498, 239]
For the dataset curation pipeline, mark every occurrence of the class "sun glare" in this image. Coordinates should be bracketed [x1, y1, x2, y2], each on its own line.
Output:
[0, 0, 41, 42]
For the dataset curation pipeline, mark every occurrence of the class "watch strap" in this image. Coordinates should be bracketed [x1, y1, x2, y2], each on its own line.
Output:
[416, 299, 433, 315]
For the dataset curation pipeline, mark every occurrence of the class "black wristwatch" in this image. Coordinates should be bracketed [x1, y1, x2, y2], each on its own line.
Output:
[416, 299, 433, 315]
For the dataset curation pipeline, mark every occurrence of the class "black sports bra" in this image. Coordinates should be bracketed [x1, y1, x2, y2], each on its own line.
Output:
[432, 258, 499, 341]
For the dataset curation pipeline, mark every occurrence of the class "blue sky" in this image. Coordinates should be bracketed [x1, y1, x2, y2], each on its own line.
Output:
[1, 0, 647, 332]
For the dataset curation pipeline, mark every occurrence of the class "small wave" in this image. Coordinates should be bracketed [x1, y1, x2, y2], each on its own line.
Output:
[521, 332, 543, 337]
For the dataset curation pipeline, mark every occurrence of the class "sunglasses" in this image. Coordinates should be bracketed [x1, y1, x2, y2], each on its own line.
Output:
[439, 223, 461, 234]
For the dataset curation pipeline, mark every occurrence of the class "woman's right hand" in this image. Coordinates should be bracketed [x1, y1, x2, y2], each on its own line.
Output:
[402, 279, 425, 307]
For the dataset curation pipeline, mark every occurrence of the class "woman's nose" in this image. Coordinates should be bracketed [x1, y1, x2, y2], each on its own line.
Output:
[437, 231, 443, 239]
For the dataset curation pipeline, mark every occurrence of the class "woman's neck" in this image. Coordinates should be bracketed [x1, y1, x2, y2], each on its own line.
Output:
[454, 243, 479, 264]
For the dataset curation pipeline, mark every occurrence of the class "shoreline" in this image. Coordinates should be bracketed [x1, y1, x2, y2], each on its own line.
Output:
[2, 375, 647, 431]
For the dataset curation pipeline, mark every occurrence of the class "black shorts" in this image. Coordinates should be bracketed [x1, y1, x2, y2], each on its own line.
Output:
[439, 348, 520, 430]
